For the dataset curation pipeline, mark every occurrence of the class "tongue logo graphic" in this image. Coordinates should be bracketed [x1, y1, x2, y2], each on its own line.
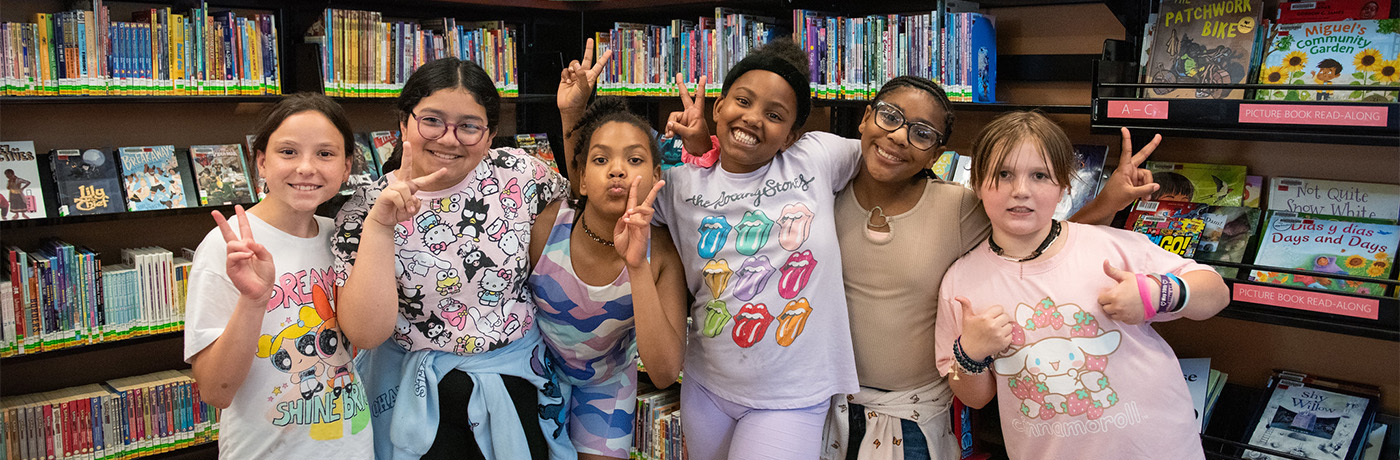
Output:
[734, 255, 777, 301]
[774, 298, 812, 347]
[732, 303, 774, 348]
[777, 250, 817, 299]
[778, 203, 814, 251]
[702, 259, 733, 299]
[697, 215, 732, 259]
[735, 210, 774, 255]
[701, 300, 731, 338]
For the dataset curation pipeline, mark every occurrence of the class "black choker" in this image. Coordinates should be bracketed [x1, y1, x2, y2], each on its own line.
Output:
[579, 216, 615, 247]
[988, 220, 1061, 262]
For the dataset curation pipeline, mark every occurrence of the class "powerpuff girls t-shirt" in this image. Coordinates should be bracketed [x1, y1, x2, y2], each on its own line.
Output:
[332, 148, 568, 355]
[653, 131, 861, 409]
[934, 223, 1211, 460]
[184, 214, 373, 459]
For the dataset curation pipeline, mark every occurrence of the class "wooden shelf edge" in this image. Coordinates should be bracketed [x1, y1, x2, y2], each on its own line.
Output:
[1, 330, 186, 364]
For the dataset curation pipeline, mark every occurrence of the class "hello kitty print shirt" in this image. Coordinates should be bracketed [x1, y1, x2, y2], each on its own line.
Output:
[333, 148, 568, 355]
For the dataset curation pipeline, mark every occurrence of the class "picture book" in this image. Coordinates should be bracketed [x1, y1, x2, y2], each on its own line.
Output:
[344, 133, 378, 194]
[1276, 0, 1391, 25]
[951, 154, 974, 188]
[1180, 357, 1211, 431]
[244, 134, 265, 202]
[1143, 0, 1264, 99]
[370, 130, 400, 171]
[969, 13, 997, 103]
[658, 137, 685, 171]
[0, 141, 48, 220]
[353, 132, 381, 179]
[1145, 161, 1249, 206]
[930, 151, 959, 182]
[515, 133, 558, 174]
[1244, 175, 1264, 208]
[1196, 205, 1263, 277]
[1128, 200, 1211, 257]
[1256, 19, 1400, 102]
[1249, 210, 1399, 295]
[51, 148, 125, 217]
[117, 146, 190, 211]
[1267, 177, 1400, 222]
[188, 144, 254, 206]
[1053, 145, 1109, 220]
[1243, 372, 1378, 460]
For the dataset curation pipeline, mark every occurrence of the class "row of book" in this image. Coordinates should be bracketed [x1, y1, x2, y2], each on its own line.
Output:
[1240, 369, 1385, 460]
[303, 9, 519, 98]
[0, 0, 282, 97]
[1, 370, 220, 460]
[793, 8, 996, 102]
[2, 244, 189, 357]
[633, 386, 685, 460]
[591, 8, 779, 97]
[1180, 358, 1231, 433]
[1139, 0, 1398, 102]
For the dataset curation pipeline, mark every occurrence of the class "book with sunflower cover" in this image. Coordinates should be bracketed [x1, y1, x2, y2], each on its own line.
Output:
[1255, 19, 1400, 102]
[1249, 210, 1399, 295]
[1142, 0, 1264, 99]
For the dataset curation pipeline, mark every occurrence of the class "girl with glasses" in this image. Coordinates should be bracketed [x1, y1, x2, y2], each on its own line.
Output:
[331, 58, 574, 459]
[183, 93, 374, 458]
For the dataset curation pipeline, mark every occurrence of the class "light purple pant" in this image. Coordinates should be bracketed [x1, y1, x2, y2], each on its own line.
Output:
[680, 380, 829, 460]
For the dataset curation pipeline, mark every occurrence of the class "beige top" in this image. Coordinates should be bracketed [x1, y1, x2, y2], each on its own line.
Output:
[835, 180, 991, 391]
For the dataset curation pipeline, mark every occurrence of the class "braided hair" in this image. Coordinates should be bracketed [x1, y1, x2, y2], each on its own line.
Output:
[871, 76, 956, 180]
[566, 97, 661, 211]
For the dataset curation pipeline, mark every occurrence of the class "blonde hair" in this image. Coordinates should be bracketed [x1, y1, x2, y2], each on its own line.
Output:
[257, 306, 324, 358]
[968, 111, 1074, 191]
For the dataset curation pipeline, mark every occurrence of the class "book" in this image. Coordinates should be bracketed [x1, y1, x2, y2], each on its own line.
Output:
[930, 151, 959, 182]
[50, 148, 124, 216]
[1204, 369, 1229, 430]
[1276, 0, 1392, 24]
[370, 130, 399, 171]
[0, 141, 49, 220]
[969, 12, 997, 103]
[658, 137, 685, 171]
[1143, 0, 1263, 99]
[1179, 358, 1211, 432]
[1195, 205, 1263, 277]
[117, 145, 190, 211]
[1145, 161, 1249, 206]
[1128, 200, 1211, 257]
[515, 133, 558, 174]
[187, 144, 253, 206]
[1052, 144, 1108, 220]
[1256, 19, 1400, 102]
[1267, 177, 1400, 222]
[1243, 371, 1379, 460]
[344, 133, 378, 194]
[1250, 210, 1400, 295]
[1244, 175, 1264, 208]
[243, 133, 265, 202]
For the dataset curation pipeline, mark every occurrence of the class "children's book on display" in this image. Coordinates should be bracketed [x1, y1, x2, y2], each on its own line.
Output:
[1052, 144, 1108, 220]
[371, 130, 400, 171]
[1195, 205, 1263, 277]
[1266, 177, 1400, 223]
[516, 133, 558, 174]
[117, 145, 192, 211]
[189, 144, 256, 206]
[1243, 370, 1379, 460]
[1249, 210, 1399, 295]
[51, 148, 125, 216]
[1143, 0, 1264, 99]
[1126, 200, 1211, 257]
[1255, 19, 1400, 102]
[1145, 161, 1249, 206]
[0, 141, 49, 220]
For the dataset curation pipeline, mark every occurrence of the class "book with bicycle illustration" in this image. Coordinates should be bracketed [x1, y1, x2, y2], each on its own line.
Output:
[1143, 0, 1265, 99]
[1255, 19, 1400, 102]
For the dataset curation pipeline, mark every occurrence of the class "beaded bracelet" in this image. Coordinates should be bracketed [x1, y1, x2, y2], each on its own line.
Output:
[953, 336, 993, 374]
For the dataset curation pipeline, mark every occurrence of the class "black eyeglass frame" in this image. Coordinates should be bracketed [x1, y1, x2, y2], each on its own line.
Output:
[870, 101, 946, 150]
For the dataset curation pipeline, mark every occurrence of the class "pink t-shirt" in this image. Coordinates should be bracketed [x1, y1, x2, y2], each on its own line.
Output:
[935, 222, 1209, 460]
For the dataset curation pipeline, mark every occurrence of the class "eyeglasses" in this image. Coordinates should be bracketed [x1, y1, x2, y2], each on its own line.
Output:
[871, 101, 944, 151]
[411, 111, 488, 146]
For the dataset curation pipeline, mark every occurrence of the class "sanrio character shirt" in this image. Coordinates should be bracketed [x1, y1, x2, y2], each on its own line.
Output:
[935, 222, 1210, 460]
[653, 131, 862, 409]
[332, 148, 568, 355]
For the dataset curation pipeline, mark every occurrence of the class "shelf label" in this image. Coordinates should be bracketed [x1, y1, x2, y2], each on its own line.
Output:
[1238, 104, 1389, 127]
[1232, 283, 1380, 320]
[1107, 100, 1168, 119]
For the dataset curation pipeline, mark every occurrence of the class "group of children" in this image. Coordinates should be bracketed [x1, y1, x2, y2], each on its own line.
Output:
[182, 36, 1230, 460]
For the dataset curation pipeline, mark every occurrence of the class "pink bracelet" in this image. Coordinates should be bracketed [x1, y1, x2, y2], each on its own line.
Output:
[1135, 273, 1157, 321]
[681, 135, 720, 168]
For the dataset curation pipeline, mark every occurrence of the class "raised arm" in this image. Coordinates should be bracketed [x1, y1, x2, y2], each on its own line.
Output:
[1069, 127, 1162, 226]
[189, 205, 276, 409]
[946, 296, 1013, 409]
[615, 178, 688, 387]
[665, 76, 712, 156]
[559, 38, 613, 172]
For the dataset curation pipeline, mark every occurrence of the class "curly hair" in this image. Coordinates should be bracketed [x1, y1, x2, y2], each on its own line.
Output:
[566, 97, 660, 210]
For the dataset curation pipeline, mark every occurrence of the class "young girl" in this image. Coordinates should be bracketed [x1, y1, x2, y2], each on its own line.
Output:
[183, 93, 372, 457]
[331, 57, 572, 459]
[824, 77, 1160, 459]
[527, 97, 688, 460]
[934, 111, 1229, 460]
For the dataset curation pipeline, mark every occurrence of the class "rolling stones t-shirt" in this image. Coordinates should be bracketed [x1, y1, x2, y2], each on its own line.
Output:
[653, 131, 861, 409]
[332, 148, 568, 355]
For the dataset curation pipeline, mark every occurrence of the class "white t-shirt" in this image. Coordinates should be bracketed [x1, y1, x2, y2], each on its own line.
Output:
[183, 214, 373, 459]
[653, 131, 862, 409]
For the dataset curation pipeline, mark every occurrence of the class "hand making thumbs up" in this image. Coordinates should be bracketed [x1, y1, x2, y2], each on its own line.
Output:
[957, 296, 1014, 362]
[1097, 260, 1150, 325]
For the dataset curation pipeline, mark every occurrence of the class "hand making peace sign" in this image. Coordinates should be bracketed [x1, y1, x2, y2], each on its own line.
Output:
[613, 176, 665, 268]
[558, 38, 613, 114]
[666, 75, 712, 155]
[212, 205, 275, 299]
[368, 140, 451, 228]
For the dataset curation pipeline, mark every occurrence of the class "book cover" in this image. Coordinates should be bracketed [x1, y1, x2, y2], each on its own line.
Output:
[659, 137, 685, 171]
[1250, 210, 1399, 295]
[1276, 0, 1391, 25]
[1256, 19, 1400, 102]
[1243, 375, 1377, 460]
[51, 148, 124, 216]
[1267, 177, 1400, 222]
[1196, 205, 1263, 277]
[1244, 174, 1264, 208]
[1145, 161, 1249, 206]
[243, 133, 265, 202]
[1179, 358, 1211, 432]
[515, 133, 558, 173]
[1053, 144, 1108, 220]
[188, 144, 254, 206]
[1130, 200, 1211, 257]
[0, 141, 49, 220]
[969, 13, 996, 103]
[1143, 0, 1263, 99]
[117, 145, 189, 211]
[930, 150, 959, 182]
[344, 133, 377, 194]
[369, 130, 399, 171]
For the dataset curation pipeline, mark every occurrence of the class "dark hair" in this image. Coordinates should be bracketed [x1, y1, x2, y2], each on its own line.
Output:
[395, 57, 502, 131]
[1317, 59, 1343, 72]
[873, 76, 956, 147]
[721, 38, 812, 129]
[250, 92, 356, 165]
[969, 111, 1074, 191]
[567, 97, 661, 209]
[1150, 171, 1196, 201]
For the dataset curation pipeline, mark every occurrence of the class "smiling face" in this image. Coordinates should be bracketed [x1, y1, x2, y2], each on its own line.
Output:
[712, 70, 800, 174]
[580, 121, 659, 216]
[976, 141, 1067, 246]
[401, 88, 495, 191]
[858, 88, 948, 185]
[257, 111, 352, 215]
